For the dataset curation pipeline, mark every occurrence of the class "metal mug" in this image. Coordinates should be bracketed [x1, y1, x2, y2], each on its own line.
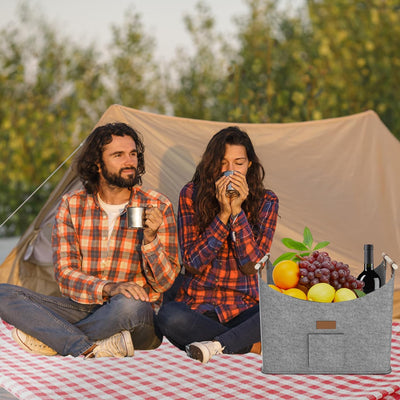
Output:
[127, 207, 145, 228]
[223, 170, 240, 197]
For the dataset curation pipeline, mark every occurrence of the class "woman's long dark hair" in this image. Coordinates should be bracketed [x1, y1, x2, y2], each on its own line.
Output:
[192, 126, 265, 232]
[75, 122, 145, 194]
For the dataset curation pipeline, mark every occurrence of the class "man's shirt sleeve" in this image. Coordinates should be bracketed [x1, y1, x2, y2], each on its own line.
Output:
[52, 196, 107, 304]
[141, 201, 180, 293]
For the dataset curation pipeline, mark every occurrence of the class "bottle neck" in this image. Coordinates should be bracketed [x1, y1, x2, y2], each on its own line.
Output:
[364, 244, 374, 271]
[364, 263, 374, 271]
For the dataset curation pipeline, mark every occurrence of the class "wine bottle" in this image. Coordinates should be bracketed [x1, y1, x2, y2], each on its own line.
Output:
[357, 244, 381, 294]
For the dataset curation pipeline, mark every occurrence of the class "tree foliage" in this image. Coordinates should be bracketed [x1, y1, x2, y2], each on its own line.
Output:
[169, 0, 400, 131]
[0, 3, 162, 236]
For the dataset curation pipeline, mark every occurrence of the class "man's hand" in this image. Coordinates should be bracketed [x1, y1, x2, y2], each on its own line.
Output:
[103, 282, 150, 302]
[143, 207, 163, 244]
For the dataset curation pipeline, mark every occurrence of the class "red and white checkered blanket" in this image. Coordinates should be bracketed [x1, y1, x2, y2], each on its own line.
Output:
[1, 319, 400, 400]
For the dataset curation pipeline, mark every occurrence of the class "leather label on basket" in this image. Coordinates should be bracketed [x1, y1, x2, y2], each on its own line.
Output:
[316, 320, 336, 329]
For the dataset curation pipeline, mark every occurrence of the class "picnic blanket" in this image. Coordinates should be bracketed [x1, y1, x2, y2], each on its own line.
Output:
[1, 319, 400, 400]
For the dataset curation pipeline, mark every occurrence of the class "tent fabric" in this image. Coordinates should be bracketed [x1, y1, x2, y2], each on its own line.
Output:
[1, 105, 399, 306]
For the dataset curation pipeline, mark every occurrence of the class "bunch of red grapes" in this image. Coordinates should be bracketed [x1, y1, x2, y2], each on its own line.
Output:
[298, 251, 364, 290]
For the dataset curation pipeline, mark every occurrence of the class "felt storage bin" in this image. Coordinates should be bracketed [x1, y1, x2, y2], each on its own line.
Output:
[259, 254, 396, 374]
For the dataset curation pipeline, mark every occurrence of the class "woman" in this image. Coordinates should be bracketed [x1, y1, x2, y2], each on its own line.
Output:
[157, 126, 279, 363]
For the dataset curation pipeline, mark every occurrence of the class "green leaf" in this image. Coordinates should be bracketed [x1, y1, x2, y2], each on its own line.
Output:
[354, 289, 366, 298]
[313, 241, 330, 250]
[303, 227, 313, 248]
[273, 252, 298, 265]
[282, 238, 309, 251]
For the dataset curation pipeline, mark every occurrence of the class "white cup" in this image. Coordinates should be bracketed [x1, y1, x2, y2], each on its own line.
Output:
[127, 207, 145, 228]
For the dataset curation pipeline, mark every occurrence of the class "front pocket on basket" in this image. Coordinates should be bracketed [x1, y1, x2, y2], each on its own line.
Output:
[308, 333, 344, 371]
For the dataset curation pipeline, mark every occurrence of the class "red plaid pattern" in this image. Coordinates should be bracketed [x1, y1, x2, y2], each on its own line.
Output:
[176, 182, 279, 322]
[1, 319, 400, 400]
[52, 187, 179, 305]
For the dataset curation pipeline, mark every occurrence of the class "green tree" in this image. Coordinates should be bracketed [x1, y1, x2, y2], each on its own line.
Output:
[306, 0, 400, 135]
[166, 1, 229, 120]
[220, 0, 312, 122]
[0, 3, 162, 236]
[0, 13, 102, 234]
[105, 9, 164, 113]
[170, 0, 400, 140]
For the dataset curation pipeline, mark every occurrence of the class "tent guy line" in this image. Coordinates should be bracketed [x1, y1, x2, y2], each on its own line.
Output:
[0, 142, 84, 230]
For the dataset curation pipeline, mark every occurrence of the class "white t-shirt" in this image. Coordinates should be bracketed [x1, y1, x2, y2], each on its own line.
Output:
[97, 195, 128, 240]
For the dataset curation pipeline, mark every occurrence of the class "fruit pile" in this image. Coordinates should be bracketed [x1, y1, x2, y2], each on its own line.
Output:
[298, 251, 364, 290]
[270, 251, 364, 303]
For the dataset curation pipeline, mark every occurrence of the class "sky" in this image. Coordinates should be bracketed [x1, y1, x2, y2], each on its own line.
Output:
[0, 0, 250, 62]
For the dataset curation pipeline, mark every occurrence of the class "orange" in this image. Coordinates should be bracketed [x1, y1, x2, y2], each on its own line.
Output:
[283, 288, 307, 300]
[272, 260, 300, 289]
[268, 284, 283, 293]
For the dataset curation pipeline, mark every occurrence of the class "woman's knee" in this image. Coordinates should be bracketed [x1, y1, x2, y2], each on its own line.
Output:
[157, 301, 189, 332]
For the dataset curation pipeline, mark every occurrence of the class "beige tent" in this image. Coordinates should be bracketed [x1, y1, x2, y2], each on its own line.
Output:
[1, 105, 400, 314]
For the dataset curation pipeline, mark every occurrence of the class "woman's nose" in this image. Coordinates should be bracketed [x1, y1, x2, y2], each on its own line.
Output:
[221, 164, 234, 172]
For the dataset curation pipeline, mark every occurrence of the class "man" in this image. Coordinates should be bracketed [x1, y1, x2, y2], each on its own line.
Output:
[157, 126, 279, 363]
[0, 122, 179, 358]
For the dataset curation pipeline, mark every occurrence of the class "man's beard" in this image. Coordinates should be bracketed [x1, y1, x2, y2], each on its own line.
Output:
[101, 164, 140, 188]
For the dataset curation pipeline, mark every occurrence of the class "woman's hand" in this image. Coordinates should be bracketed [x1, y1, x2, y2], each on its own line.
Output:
[215, 174, 232, 224]
[228, 171, 249, 215]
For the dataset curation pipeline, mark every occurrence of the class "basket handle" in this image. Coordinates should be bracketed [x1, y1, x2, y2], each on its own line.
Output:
[382, 253, 398, 270]
[255, 253, 270, 271]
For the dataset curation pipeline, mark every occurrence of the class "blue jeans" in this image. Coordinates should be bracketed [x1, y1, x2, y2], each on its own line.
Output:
[156, 301, 260, 354]
[0, 284, 161, 356]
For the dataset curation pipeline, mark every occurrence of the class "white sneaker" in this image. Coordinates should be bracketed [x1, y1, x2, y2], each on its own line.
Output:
[185, 340, 224, 363]
[90, 330, 134, 358]
[12, 328, 57, 356]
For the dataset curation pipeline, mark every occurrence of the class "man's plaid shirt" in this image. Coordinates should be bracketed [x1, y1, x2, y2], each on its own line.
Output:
[52, 186, 180, 306]
[175, 182, 279, 323]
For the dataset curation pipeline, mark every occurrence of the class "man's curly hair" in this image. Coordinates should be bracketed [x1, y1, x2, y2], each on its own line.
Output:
[75, 122, 145, 194]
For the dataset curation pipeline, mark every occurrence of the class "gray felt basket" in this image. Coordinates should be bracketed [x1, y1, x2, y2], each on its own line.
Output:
[259, 254, 396, 374]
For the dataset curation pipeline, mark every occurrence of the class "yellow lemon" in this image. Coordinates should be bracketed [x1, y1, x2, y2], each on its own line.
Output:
[283, 288, 307, 300]
[333, 288, 357, 302]
[307, 283, 335, 303]
[268, 284, 283, 293]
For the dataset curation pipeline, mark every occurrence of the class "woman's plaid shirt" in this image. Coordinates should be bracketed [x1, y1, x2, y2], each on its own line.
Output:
[175, 182, 279, 323]
[52, 187, 180, 306]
